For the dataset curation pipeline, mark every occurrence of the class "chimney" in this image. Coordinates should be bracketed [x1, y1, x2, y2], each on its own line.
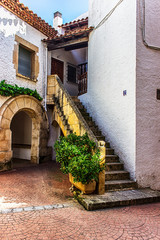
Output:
[53, 11, 63, 31]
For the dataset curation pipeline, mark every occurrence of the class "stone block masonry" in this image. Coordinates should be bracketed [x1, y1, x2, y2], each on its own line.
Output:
[0, 95, 50, 171]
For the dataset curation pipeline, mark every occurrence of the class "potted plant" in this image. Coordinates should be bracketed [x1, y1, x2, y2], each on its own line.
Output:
[54, 133, 104, 194]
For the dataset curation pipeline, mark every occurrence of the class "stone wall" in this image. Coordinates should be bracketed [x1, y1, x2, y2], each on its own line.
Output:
[0, 95, 50, 171]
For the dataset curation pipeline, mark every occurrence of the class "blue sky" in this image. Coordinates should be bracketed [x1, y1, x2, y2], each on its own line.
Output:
[20, 0, 88, 25]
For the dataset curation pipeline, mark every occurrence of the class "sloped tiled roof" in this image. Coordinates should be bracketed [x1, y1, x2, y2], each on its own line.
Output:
[51, 26, 93, 42]
[0, 0, 57, 38]
[44, 15, 93, 51]
[45, 16, 93, 42]
[60, 17, 88, 28]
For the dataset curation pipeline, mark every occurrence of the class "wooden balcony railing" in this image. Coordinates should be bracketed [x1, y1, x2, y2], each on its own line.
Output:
[79, 62, 87, 75]
[78, 72, 87, 96]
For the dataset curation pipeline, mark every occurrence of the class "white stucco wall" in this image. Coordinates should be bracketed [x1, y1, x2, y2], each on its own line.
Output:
[80, 0, 137, 178]
[0, 6, 47, 100]
[51, 47, 87, 96]
[136, 0, 160, 190]
[13, 148, 31, 161]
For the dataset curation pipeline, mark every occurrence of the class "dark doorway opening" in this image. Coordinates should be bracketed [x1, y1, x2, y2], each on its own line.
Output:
[51, 58, 64, 83]
[10, 111, 33, 168]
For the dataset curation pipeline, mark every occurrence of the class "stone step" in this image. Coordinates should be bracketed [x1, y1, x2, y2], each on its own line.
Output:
[89, 127, 102, 136]
[74, 101, 84, 108]
[77, 106, 87, 112]
[106, 148, 114, 155]
[105, 171, 130, 181]
[75, 101, 84, 106]
[106, 162, 124, 171]
[75, 104, 85, 111]
[105, 142, 110, 148]
[78, 189, 160, 211]
[86, 120, 96, 127]
[105, 179, 137, 191]
[93, 130, 102, 136]
[84, 116, 93, 122]
[80, 112, 90, 118]
[105, 155, 119, 163]
[89, 126, 98, 132]
[96, 136, 105, 141]
[72, 96, 80, 102]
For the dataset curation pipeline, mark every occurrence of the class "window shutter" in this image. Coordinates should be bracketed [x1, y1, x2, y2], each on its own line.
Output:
[18, 45, 32, 78]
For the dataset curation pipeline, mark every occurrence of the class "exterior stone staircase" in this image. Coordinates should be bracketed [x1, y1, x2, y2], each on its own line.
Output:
[47, 75, 160, 210]
[72, 97, 137, 192]
[47, 75, 106, 194]
[72, 97, 160, 210]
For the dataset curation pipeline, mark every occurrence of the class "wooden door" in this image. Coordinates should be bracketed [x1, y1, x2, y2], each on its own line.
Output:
[51, 58, 64, 83]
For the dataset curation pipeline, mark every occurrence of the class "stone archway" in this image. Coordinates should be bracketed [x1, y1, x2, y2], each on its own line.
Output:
[0, 95, 50, 171]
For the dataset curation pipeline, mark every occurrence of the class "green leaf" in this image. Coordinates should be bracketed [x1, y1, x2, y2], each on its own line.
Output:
[54, 133, 104, 184]
[0, 80, 43, 101]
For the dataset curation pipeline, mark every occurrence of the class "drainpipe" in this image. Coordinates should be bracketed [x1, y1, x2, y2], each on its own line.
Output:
[44, 45, 48, 111]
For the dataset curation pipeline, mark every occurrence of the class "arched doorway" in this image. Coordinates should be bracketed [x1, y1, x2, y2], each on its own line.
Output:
[0, 95, 50, 171]
[11, 111, 32, 165]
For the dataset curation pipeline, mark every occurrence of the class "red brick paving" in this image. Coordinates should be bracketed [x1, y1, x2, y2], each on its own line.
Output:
[0, 162, 160, 239]
[0, 203, 160, 239]
[0, 162, 73, 209]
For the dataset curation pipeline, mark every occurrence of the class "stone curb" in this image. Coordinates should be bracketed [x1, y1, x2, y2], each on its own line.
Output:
[0, 203, 72, 214]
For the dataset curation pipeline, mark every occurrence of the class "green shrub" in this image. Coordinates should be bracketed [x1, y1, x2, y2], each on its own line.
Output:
[0, 80, 42, 101]
[54, 133, 105, 184]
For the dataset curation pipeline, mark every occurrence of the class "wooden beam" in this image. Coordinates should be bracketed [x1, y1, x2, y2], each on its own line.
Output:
[48, 36, 89, 51]
[65, 42, 88, 51]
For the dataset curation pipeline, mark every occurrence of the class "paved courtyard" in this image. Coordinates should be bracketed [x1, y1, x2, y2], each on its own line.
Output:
[0, 161, 160, 240]
[0, 203, 160, 239]
[0, 161, 73, 209]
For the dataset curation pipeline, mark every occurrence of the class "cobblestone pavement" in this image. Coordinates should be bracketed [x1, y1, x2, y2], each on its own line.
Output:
[0, 202, 160, 239]
[0, 161, 73, 209]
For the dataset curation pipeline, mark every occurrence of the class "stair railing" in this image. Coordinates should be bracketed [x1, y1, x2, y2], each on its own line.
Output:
[47, 74, 105, 194]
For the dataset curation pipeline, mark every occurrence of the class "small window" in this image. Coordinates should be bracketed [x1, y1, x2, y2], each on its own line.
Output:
[18, 45, 32, 78]
[68, 65, 77, 83]
[13, 35, 39, 82]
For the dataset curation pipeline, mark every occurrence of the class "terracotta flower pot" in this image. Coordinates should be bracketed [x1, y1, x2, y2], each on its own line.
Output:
[69, 173, 96, 194]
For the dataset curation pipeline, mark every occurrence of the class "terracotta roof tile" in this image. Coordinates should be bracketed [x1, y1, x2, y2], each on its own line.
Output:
[0, 0, 57, 38]
[44, 26, 94, 43]
[43, 16, 93, 44]
[60, 17, 88, 28]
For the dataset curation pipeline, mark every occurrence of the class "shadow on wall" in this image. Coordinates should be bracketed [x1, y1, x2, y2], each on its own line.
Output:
[47, 107, 64, 161]
[0, 7, 26, 37]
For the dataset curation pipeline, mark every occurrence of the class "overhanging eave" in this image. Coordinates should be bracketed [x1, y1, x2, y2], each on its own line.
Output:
[47, 36, 89, 51]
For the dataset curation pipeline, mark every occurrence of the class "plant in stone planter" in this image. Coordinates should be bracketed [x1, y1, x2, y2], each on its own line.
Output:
[54, 133, 105, 193]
